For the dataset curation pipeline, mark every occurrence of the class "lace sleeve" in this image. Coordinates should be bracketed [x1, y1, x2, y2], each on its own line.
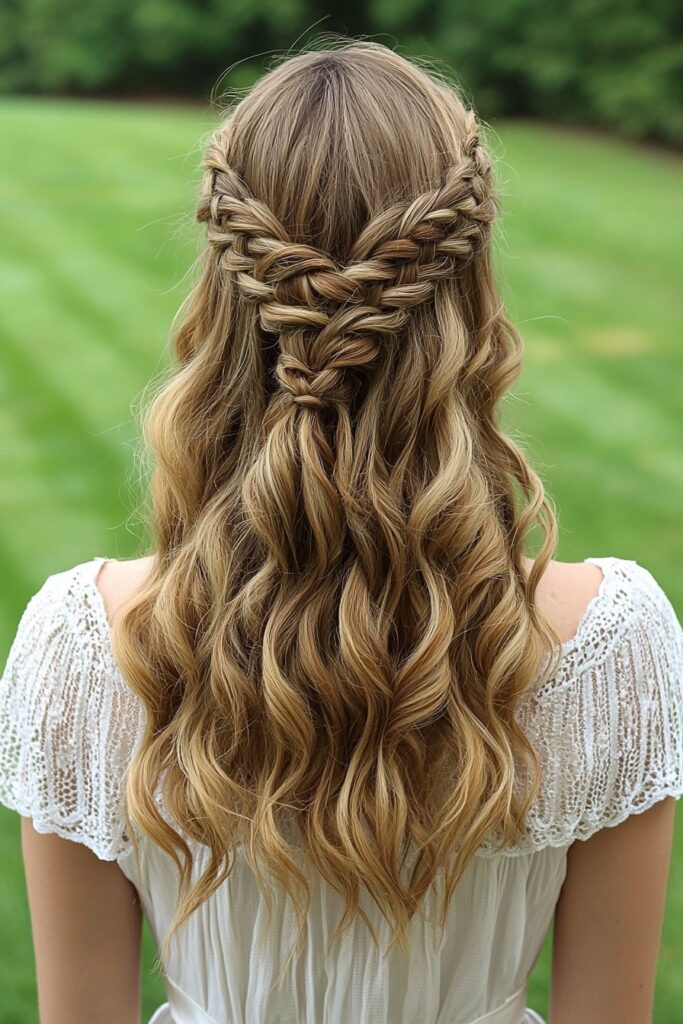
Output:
[477, 557, 683, 856]
[571, 561, 683, 838]
[0, 562, 145, 860]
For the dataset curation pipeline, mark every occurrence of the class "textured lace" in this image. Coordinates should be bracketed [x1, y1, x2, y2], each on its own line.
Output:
[0, 560, 147, 859]
[478, 556, 683, 854]
[0, 555, 681, 861]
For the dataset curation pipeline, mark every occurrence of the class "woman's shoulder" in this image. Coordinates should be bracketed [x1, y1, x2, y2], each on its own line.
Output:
[495, 553, 683, 855]
[525, 555, 606, 647]
[0, 556, 147, 860]
[522, 552, 679, 666]
[10, 553, 156, 641]
[91, 555, 155, 630]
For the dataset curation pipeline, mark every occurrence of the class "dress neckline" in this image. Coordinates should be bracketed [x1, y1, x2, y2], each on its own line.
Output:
[81, 554, 618, 656]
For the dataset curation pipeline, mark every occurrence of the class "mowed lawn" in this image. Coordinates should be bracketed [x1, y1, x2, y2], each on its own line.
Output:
[0, 96, 681, 1022]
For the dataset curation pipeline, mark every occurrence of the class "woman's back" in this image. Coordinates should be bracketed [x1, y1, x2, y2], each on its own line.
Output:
[1, 552, 680, 1022]
[2, 41, 681, 1024]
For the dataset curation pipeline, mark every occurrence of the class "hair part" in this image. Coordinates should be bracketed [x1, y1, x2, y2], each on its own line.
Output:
[112, 38, 561, 972]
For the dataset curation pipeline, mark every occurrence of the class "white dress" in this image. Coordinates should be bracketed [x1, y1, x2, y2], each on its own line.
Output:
[0, 554, 681, 1024]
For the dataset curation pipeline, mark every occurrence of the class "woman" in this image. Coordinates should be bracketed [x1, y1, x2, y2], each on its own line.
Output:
[1, 40, 681, 1024]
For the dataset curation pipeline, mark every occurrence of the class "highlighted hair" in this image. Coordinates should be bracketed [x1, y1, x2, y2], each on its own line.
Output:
[112, 39, 562, 967]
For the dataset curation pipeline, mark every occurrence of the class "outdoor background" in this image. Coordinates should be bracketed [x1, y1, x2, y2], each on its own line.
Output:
[0, 3, 682, 1022]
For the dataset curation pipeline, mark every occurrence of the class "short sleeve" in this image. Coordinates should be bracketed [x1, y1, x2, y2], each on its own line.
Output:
[0, 561, 146, 860]
[478, 556, 683, 856]
[571, 560, 683, 838]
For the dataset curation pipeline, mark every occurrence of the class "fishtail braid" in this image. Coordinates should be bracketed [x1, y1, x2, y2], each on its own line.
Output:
[196, 108, 496, 413]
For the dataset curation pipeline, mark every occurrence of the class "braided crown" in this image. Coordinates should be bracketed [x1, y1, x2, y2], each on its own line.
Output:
[196, 110, 496, 412]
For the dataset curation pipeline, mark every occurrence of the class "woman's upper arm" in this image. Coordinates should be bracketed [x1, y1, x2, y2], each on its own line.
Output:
[534, 559, 683, 1022]
[0, 563, 148, 1023]
[21, 816, 142, 1024]
[550, 796, 677, 1024]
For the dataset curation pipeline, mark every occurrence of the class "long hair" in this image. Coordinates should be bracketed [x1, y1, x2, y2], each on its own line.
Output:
[111, 39, 562, 966]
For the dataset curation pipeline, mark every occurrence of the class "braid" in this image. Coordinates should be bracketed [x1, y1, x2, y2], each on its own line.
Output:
[196, 108, 496, 413]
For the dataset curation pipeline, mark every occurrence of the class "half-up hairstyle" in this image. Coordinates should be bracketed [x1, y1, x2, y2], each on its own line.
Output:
[112, 38, 562, 966]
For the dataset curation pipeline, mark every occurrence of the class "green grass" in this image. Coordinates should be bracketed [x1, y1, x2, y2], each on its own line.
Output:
[0, 96, 681, 1022]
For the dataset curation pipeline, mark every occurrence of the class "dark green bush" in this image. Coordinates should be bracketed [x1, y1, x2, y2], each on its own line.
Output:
[0, 0, 680, 145]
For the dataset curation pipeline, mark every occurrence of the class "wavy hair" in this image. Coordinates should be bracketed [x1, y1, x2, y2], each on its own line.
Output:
[111, 39, 562, 967]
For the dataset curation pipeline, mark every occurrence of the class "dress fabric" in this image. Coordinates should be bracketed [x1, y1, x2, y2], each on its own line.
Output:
[0, 554, 681, 1024]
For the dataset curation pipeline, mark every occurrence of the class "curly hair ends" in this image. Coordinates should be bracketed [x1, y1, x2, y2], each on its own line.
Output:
[111, 37, 563, 969]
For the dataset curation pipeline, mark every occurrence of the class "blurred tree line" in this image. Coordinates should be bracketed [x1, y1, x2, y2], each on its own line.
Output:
[1, 0, 681, 145]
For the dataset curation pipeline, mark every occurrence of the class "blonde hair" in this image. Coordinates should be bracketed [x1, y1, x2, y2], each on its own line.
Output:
[112, 38, 562, 968]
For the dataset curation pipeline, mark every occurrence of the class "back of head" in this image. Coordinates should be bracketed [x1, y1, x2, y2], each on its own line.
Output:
[113, 39, 562, 963]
